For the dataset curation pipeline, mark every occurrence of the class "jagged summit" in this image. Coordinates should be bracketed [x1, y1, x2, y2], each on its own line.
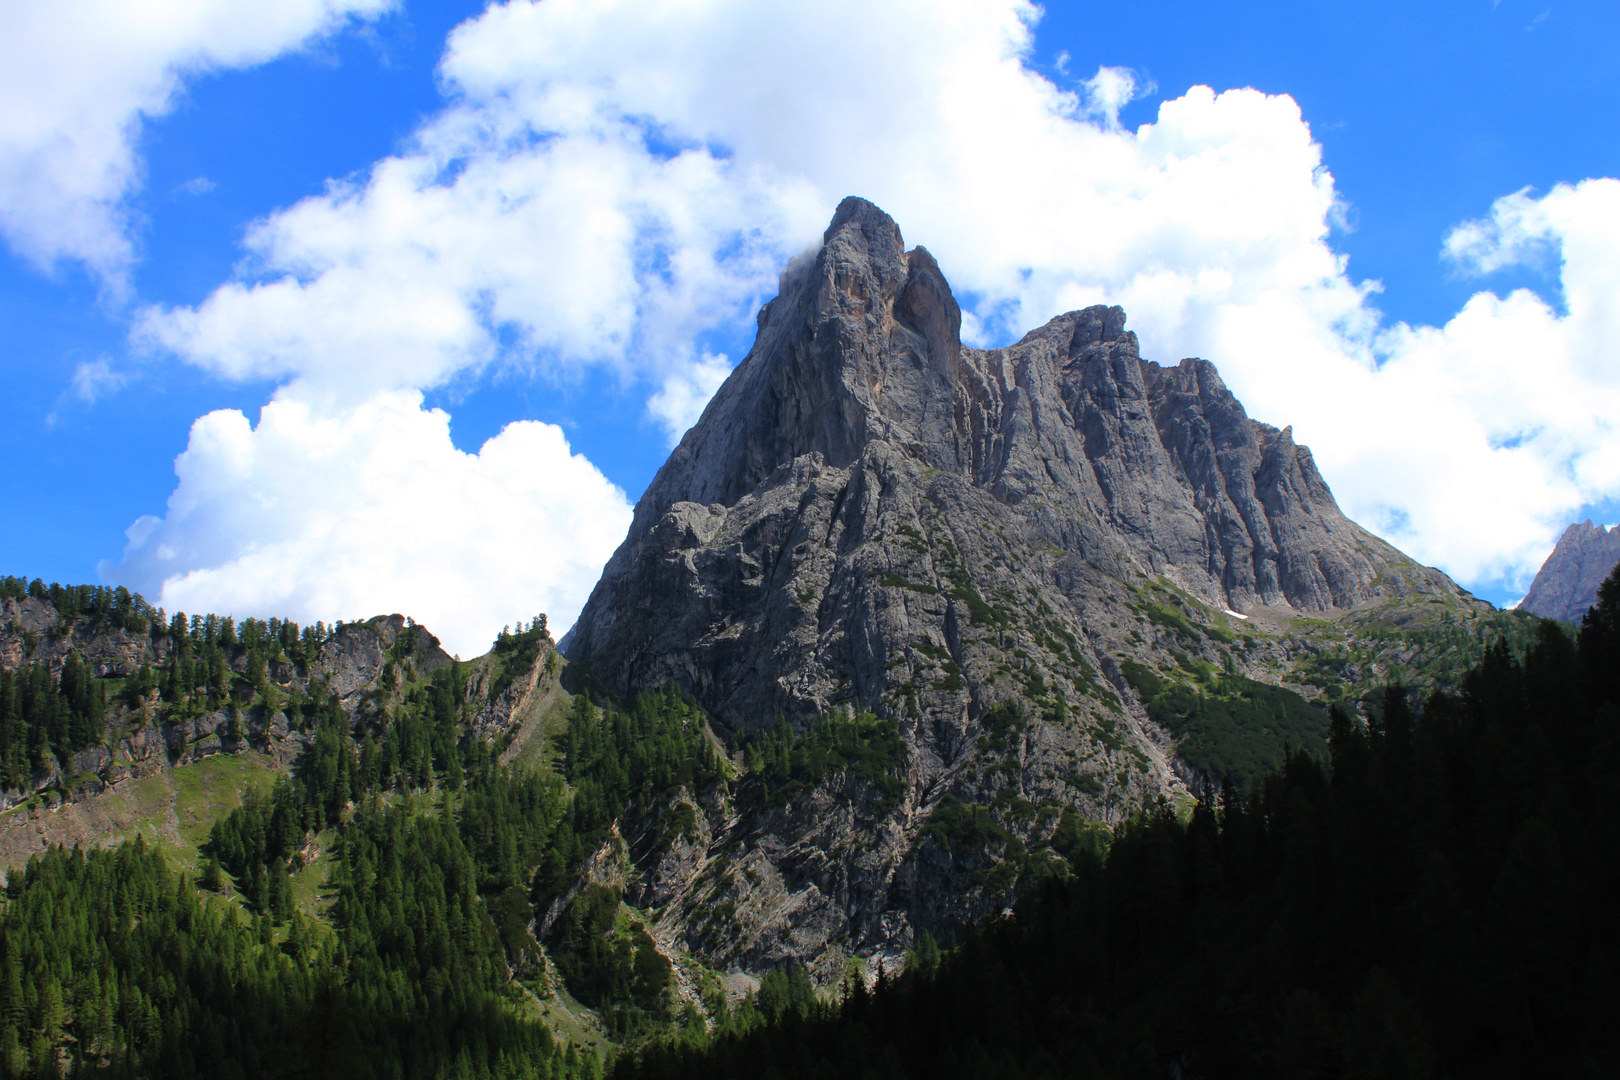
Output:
[564, 196, 1457, 718]
[616, 196, 961, 526]
[553, 196, 1484, 973]
[1520, 520, 1620, 623]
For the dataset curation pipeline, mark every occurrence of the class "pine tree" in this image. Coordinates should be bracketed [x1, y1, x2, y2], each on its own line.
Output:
[202, 855, 226, 893]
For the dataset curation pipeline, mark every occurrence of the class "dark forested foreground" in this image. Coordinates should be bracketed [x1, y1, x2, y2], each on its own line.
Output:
[619, 594, 1620, 1079]
[0, 839, 573, 1080]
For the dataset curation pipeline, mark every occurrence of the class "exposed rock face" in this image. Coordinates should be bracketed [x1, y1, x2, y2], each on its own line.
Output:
[1520, 520, 1620, 623]
[0, 596, 168, 677]
[563, 197, 1474, 974]
[315, 614, 454, 709]
[0, 604, 561, 873]
[565, 197, 1457, 730]
[468, 639, 556, 740]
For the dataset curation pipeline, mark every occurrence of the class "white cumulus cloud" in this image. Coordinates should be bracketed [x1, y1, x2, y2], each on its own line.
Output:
[0, 0, 393, 288]
[103, 389, 633, 658]
[1081, 65, 1153, 128]
[120, 0, 1620, 638]
[647, 353, 734, 446]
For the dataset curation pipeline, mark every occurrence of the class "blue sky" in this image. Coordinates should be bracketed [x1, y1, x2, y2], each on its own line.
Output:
[2, 0, 1617, 654]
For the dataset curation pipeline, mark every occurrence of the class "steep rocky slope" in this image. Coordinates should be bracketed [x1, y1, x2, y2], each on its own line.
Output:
[1520, 520, 1620, 623]
[561, 197, 1493, 978]
[566, 198, 1471, 726]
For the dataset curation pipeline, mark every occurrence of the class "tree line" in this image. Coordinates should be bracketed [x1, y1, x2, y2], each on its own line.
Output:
[0, 574, 366, 791]
[1, 580, 152, 635]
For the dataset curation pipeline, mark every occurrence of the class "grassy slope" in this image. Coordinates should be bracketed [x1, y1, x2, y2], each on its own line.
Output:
[0, 751, 282, 881]
[1116, 577, 1544, 789]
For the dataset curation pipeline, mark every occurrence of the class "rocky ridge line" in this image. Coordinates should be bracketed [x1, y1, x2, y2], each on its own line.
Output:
[0, 596, 557, 865]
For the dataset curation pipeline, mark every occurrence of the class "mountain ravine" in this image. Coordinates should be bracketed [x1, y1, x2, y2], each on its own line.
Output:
[559, 197, 1497, 979]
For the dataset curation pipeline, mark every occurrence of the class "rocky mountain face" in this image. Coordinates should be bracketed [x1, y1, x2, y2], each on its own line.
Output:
[0, 595, 450, 707]
[561, 197, 1484, 978]
[1519, 520, 1620, 624]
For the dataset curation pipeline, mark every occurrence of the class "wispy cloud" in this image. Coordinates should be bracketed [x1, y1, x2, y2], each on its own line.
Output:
[70, 355, 128, 403]
[1081, 65, 1155, 129]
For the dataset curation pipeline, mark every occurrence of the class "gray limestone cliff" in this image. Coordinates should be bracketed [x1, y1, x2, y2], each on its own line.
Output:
[564, 197, 1458, 727]
[1520, 520, 1620, 624]
[560, 197, 1479, 976]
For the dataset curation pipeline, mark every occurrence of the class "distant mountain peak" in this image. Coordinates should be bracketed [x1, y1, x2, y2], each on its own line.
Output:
[1520, 519, 1620, 623]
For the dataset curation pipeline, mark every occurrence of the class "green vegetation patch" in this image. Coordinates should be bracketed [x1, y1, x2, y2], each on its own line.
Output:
[975, 700, 1026, 755]
[876, 574, 938, 595]
[486, 614, 550, 702]
[895, 524, 929, 555]
[1050, 805, 1110, 864]
[1303, 607, 1543, 700]
[920, 795, 1025, 891]
[1119, 659, 1327, 789]
[740, 711, 906, 814]
[1135, 598, 1198, 641]
[168, 750, 281, 854]
[950, 582, 1000, 626]
[548, 883, 674, 1040]
[564, 685, 726, 841]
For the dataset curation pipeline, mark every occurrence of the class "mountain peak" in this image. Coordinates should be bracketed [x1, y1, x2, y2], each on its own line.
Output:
[565, 195, 1466, 708]
[558, 200, 1482, 970]
[616, 197, 965, 527]
[823, 194, 903, 247]
[1520, 519, 1620, 622]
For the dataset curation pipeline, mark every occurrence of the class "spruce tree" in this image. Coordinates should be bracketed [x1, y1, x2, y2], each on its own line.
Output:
[201, 855, 225, 893]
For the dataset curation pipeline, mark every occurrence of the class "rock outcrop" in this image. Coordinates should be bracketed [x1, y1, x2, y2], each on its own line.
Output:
[562, 197, 1478, 974]
[1520, 520, 1620, 624]
[0, 595, 169, 677]
[0, 609, 456, 810]
[0, 604, 560, 871]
